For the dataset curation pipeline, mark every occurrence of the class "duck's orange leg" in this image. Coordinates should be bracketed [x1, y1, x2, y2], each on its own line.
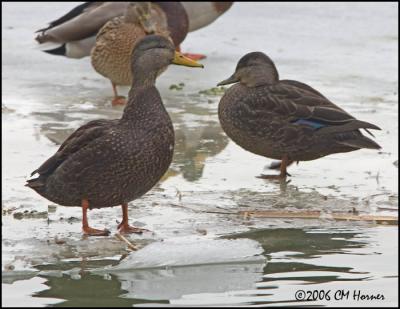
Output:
[257, 155, 292, 180]
[111, 82, 126, 106]
[269, 159, 295, 171]
[118, 203, 149, 234]
[176, 45, 206, 61]
[82, 199, 110, 236]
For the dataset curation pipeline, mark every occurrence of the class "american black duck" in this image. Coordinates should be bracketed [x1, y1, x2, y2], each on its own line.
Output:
[26, 35, 203, 236]
[217, 52, 381, 179]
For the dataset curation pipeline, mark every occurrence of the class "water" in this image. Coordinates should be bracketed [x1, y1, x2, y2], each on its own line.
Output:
[2, 2, 398, 307]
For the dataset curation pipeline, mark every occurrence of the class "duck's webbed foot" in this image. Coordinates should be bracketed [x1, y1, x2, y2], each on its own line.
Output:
[181, 53, 206, 61]
[256, 172, 291, 180]
[111, 96, 127, 106]
[117, 223, 149, 235]
[176, 46, 206, 60]
[81, 199, 110, 236]
[117, 203, 150, 234]
[111, 82, 126, 106]
[83, 226, 111, 236]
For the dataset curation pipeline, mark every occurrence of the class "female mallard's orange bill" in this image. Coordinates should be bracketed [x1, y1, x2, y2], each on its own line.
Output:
[217, 74, 239, 86]
[173, 51, 204, 68]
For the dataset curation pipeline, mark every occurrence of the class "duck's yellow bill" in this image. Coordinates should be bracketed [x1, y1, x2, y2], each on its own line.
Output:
[172, 51, 204, 68]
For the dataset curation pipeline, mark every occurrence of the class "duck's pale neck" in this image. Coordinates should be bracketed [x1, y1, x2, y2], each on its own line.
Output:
[121, 74, 163, 122]
[132, 69, 158, 88]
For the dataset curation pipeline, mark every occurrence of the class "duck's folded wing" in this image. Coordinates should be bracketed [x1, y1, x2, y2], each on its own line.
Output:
[31, 119, 115, 177]
[280, 79, 328, 99]
[267, 83, 380, 128]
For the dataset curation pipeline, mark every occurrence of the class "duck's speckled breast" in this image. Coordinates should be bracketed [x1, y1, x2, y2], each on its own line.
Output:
[218, 83, 299, 160]
[91, 17, 146, 85]
[44, 118, 174, 209]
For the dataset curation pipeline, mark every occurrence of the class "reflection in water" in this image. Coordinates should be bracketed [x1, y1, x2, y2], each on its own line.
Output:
[173, 121, 228, 182]
[30, 228, 378, 306]
[230, 228, 367, 257]
[115, 263, 265, 301]
[36, 272, 159, 307]
[230, 228, 370, 284]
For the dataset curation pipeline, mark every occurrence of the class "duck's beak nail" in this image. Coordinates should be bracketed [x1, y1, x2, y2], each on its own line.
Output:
[172, 51, 204, 68]
[217, 74, 239, 86]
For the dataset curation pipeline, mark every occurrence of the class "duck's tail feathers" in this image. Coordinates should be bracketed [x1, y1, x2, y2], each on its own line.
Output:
[339, 119, 381, 132]
[25, 176, 46, 191]
[318, 119, 381, 135]
[363, 128, 375, 138]
[355, 120, 381, 131]
[337, 134, 381, 150]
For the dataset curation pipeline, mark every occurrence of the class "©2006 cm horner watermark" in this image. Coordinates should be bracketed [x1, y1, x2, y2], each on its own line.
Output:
[294, 289, 385, 302]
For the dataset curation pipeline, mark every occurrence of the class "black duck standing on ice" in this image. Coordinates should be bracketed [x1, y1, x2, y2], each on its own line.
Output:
[26, 35, 203, 236]
[217, 52, 381, 179]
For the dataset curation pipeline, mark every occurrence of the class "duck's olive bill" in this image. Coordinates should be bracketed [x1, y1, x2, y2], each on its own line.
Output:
[172, 51, 204, 68]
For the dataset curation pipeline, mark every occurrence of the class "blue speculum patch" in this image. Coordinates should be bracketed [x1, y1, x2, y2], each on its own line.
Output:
[293, 119, 326, 129]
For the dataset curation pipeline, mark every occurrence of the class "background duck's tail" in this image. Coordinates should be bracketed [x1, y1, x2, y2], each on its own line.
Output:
[43, 44, 66, 56]
[33, 39, 66, 55]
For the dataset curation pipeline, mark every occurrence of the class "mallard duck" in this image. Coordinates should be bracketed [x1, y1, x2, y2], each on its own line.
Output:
[91, 2, 171, 106]
[217, 52, 381, 179]
[26, 35, 203, 236]
[35, 2, 233, 58]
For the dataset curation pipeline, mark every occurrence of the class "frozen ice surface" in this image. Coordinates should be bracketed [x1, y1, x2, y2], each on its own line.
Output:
[91, 237, 266, 300]
[101, 237, 265, 271]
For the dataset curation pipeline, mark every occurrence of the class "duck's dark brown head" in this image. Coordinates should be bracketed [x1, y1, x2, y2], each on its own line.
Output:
[218, 52, 280, 88]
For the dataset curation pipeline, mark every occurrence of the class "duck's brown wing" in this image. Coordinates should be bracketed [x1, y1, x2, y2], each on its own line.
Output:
[280, 79, 328, 100]
[279, 79, 378, 139]
[267, 82, 380, 129]
[30, 119, 116, 177]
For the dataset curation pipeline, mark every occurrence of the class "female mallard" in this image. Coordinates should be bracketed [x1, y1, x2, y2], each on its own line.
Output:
[26, 35, 203, 236]
[91, 2, 171, 106]
[217, 52, 381, 179]
[35, 2, 233, 58]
